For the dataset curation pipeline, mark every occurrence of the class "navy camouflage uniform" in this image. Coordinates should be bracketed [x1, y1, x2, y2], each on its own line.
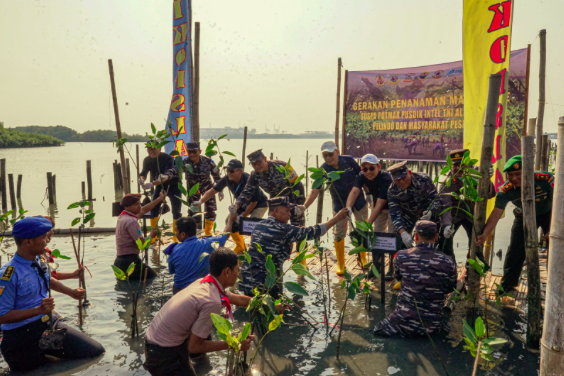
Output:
[182, 147, 221, 221]
[237, 150, 306, 227]
[387, 162, 448, 242]
[239, 197, 326, 297]
[374, 220, 457, 337]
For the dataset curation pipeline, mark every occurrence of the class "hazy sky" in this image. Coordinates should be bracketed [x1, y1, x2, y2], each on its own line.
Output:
[1, 0, 563, 135]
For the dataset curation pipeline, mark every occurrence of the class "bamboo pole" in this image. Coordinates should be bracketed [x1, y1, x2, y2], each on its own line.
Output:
[108, 59, 130, 194]
[341, 69, 348, 153]
[523, 44, 531, 136]
[334, 58, 342, 149]
[467, 74, 502, 315]
[16, 175, 22, 200]
[541, 135, 550, 171]
[86, 160, 93, 201]
[305, 150, 309, 195]
[193, 22, 200, 142]
[7, 174, 16, 213]
[46, 172, 54, 205]
[535, 29, 547, 170]
[136, 144, 140, 193]
[540, 116, 564, 374]
[242, 126, 248, 172]
[522, 135, 542, 348]
[81, 182, 86, 200]
[0, 159, 7, 214]
[316, 156, 324, 225]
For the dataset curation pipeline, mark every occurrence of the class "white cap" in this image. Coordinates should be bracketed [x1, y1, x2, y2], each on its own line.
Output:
[360, 154, 380, 165]
[321, 141, 338, 153]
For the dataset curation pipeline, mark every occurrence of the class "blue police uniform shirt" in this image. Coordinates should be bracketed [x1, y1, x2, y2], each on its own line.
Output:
[165, 234, 228, 290]
[0, 253, 53, 331]
[322, 155, 366, 212]
[353, 170, 393, 209]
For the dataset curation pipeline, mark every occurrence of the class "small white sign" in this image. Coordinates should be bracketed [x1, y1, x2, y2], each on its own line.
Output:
[373, 236, 397, 251]
[241, 220, 259, 234]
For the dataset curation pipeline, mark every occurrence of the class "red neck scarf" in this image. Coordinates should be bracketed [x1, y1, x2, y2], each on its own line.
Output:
[120, 210, 138, 218]
[200, 275, 233, 322]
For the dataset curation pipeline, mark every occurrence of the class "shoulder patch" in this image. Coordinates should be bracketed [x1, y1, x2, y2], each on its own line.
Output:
[535, 173, 550, 181]
[1, 266, 15, 281]
[0, 286, 4, 297]
[500, 182, 513, 194]
[40, 255, 46, 262]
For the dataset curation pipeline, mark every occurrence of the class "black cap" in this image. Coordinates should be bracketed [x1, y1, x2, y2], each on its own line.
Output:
[267, 196, 295, 209]
[388, 161, 408, 180]
[449, 149, 469, 164]
[247, 149, 265, 163]
[224, 159, 243, 170]
[186, 141, 200, 150]
[414, 220, 438, 239]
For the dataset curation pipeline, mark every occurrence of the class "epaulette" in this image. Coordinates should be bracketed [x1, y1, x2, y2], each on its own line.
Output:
[500, 182, 513, 194]
[535, 173, 551, 181]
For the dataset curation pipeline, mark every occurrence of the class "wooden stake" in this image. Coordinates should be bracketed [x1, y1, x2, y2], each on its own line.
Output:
[47, 172, 55, 205]
[136, 144, 140, 193]
[108, 59, 130, 194]
[81, 182, 86, 200]
[242, 126, 248, 172]
[0, 159, 6, 214]
[523, 44, 531, 136]
[522, 135, 542, 348]
[7, 174, 16, 213]
[541, 135, 550, 171]
[535, 29, 547, 170]
[193, 22, 200, 142]
[315, 156, 324, 225]
[86, 160, 93, 201]
[341, 69, 348, 153]
[335, 58, 342, 149]
[540, 116, 564, 374]
[69, 228, 83, 326]
[466, 74, 502, 315]
[16, 174, 22, 200]
[305, 150, 309, 195]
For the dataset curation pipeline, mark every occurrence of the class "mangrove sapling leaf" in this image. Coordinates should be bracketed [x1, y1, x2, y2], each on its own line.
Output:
[239, 323, 251, 342]
[67, 202, 80, 209]
[265, 255, 276, 275]
[255, 243, 263, 253]
[177, 183, 187, 196]
[348, 246, 367, 255]
[51, 249, 72, 260]
[293, 190, 300, 197]
[312, 178, 324, 189]
[83, 213, 96, 223]
[210, 313, 232, 336]
[264, 296, 277, 315]
[468, 259, 484, 276]
[370, 263, 380, 278]
[183, 163, 193, 173]
[71, 218, 81, 227]
[198, 252, 210, 263]
[292, 264, 316, 280]
[188, 183, 200, 197]
[463, 320, 478, 344]
[243, 251, 251, 264]
[475, 317, 485, 338]
[327, 171, 341, 181]
[284, 282, 309, 296]
[268, 314, 284, 332]
[223, 151, 235, 156]
[126, 262, 136, 277]
[483, 337, 507, 345]
[111, 265, 127, 281]
[150, 123, 156, 134]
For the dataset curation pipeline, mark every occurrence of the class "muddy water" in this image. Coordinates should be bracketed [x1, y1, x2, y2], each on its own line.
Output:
[0, 142, 534, 375]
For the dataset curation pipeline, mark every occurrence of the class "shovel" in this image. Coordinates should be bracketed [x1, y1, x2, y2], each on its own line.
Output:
[39, 262, 67, 350]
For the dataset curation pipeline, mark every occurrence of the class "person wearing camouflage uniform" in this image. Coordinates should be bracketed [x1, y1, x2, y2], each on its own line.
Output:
[182, 142, 221, 236]
[387, 161, 451, 249]
[238, 197, 348, 297]
[373, 220, 457, 337]
[231, 149, 306, 227]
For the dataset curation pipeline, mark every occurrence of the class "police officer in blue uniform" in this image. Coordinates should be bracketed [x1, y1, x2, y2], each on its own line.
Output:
[0, 217, 105, 372]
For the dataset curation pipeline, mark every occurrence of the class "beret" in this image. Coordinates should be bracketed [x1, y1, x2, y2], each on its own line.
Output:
[12, 217, 53, 239]
[503, 155, 522, 172]
[120, 193, 142, 207]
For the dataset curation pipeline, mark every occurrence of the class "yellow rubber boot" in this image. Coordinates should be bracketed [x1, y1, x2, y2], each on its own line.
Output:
[150, 217, 158, 244]
[300, 256, 309, 270]
[231, 231, 246, 254]
[359, 252, 369, 268]
[204, 219, 214, 237]
[335, 239, 346, 276]
[393, 281, 402, 290]
[172, 219, 179, 243]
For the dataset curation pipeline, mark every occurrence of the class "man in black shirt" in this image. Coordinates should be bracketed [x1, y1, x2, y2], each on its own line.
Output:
[139, 144, 182, 242]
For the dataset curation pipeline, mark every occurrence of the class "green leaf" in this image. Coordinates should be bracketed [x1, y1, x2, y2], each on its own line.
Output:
[151, 123, 156, 134]
[348, 246, 367, 255]
[475, 317, 485, 338]
[439, 207, 454, 216]
[136, 238, 143, 250]
[67, 202, 80, 209]
[111, 265, 127, 281]
[480, 353, 495, 362]
[178, 183, 188, 196]
[447, 154, 452, 169]
[343, 268, 351, 282]
[284, 281, 309, 296]
[243, 251, 251, 264]
[327, 171, 341, 181]
[189, 183, 200, 197]
[463, 337, 477, 350]
[312, 178, 324, 189]
[265, 254, 276, 275]
[483, 337, 508, 345]
[292, 264, 316, 280]
[255, 243, 263, 253]
[71, 217, 81, 227]
[239, 322, 251, 341]
[266, 273, 276, 289]
[463, 320, 478, 344]
[170, 150, 180, 157]
[440, 166, 450, 175]
[198, 252, 210, 263]
[268, 314, 284, 332]
[264, 296, 277, 315]
[164, 232, 175, 236]
[371, 263, 380, 278]
[223, 151, 235, 156]
[468, 259, 484, 276]
[184, 164, 193, 173]
[83, 213, 96, 223]
[126, 262, 136, 276]
[210, 313, 231, 335]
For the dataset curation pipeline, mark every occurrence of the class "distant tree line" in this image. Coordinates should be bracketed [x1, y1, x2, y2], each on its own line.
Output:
[0, 122, 64, 148]
[12, 125, 147, 142]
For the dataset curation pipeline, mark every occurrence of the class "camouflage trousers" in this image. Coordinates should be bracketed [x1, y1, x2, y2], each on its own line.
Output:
[373, 303, 443, 337]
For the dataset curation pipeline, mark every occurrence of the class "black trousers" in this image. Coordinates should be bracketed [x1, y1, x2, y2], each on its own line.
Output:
[144, 340, 196, 376]
[114, 254, 157, 280]
[501, 211, 552, 290]
[152, 183, 182, 220]
[1, 316, 105, 372]
[437, 218, 475, 263]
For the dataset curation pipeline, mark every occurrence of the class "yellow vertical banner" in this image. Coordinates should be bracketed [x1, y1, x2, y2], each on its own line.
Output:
[463, 0, 514, 206]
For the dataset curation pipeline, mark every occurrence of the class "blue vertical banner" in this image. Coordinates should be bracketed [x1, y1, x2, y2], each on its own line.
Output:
[165, 0, 192, 156]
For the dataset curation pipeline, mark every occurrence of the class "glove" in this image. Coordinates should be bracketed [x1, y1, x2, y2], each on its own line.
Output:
[138, 177, 146, 186]
[401, 231, 414, 248]
[296, 205, 306, 215]
[142, 182, 152, 190]
[420, 210, 432, 220]
[218, 192, 225, 202]
[444, 225, 454, 239]
[157, 174, 169, 183]
[347, 207, 353, 217]
[365, 195, 373, 208]
[228, 204, 238, 214]
[192, 200, 202, 207]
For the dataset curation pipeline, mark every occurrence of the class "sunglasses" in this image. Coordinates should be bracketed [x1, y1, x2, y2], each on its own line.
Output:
[226, 169, 239, 174]
[362, 166, 376, 172]
[250, 160, 263, 167]
[187, 149, 199, 154]
[322, 151, 335, 158]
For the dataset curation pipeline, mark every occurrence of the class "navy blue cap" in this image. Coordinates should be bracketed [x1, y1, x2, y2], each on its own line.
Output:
[247, 149, 265, 163]
[186, 141, 200, 150]
[414, 220, 438, 238]
[12, 217, 53, 239]
[267, 196, 295, 209]
[388, 161, 408, 180]
[224, 159, 243, 170]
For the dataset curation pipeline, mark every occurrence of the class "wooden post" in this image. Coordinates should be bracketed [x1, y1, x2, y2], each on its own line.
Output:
[108, 59, 130, 194]
[305, 150, 309, 195]
[86, 160, 93, 201]
[126, 158, 131, 192]
[316, 156, 324, 224]
[522, 135, 542, 348]
[523, 44, 531, 136]
[535, 29, 547, 170]
[116, 163, 124, 191]
[540, 116, 564, 374]
[16, 175, 22, 199]
[341, 69, 348, 153]
[483, 232, 495, 268]
[541, 135, 549, 171]
[193, 22, 200, 142]
[81, 182, 86, 200]
[136, 144, 140, 193]
[0, 159, 6, 214]
[270, 152, 273, 160]
[7, 174, 16, 213]
[52, 174, 57, 204]
[46, 172, 54, 205]
[242, 126, 248, 172]
[467, 74, 502, 315]
[334, 57, 342, 149]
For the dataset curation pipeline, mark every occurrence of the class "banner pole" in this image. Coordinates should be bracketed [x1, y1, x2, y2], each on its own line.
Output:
[523, 44, 531, 136]
[193, 21, 200, 143]
[535, 29, 547, 169]
[341, 70, 348, 154]
[335, 58, 342, 149]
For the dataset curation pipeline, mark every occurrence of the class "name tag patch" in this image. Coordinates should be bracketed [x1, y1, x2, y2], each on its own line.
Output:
[1, 266, 15, 281]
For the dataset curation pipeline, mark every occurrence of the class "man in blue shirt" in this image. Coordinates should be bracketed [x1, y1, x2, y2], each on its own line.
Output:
[164, 216, 231, 294]
[0, 217, 105, 372]
[302, 141, 368, 274]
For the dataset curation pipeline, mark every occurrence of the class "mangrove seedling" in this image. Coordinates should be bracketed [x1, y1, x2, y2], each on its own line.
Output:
[274, 158, 305, 198]
[211, 314, 252, 376]
[68, 200, 95, 305]
[463, 316, 508, 376]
